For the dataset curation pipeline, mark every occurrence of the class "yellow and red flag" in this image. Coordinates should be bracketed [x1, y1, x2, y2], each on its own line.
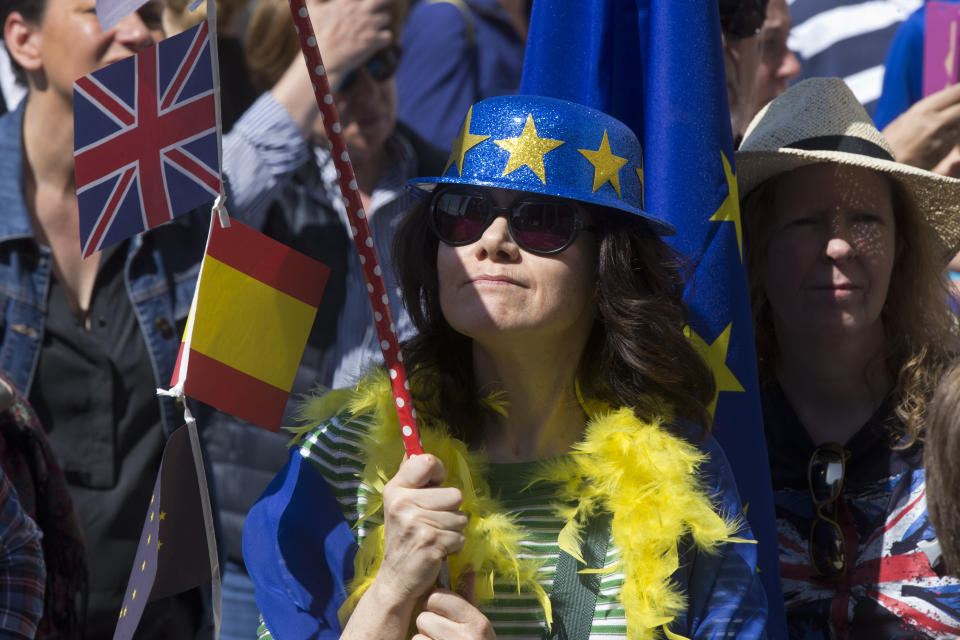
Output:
[170, 217, 329, 431]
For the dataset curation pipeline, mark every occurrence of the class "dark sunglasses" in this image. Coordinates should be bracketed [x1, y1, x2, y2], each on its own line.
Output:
[808, 443, 848, 581]
[428, 188, 597, 255]
[339, 46, 402, 92]
[719, 0, 769, 39]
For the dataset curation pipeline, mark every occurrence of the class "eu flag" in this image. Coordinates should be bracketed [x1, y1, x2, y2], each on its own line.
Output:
[112, 423, 217, 640]
[521, 0, 786, 636]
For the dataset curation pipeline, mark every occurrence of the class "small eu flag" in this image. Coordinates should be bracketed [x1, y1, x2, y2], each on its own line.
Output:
[112, 424, 213, 640]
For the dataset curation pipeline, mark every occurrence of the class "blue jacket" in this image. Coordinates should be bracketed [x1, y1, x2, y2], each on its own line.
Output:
[243, 412, 768, 639]
[874, 0, 960, 129]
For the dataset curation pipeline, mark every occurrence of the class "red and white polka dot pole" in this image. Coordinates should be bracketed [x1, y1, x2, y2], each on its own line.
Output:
[287, 0, 423, 457]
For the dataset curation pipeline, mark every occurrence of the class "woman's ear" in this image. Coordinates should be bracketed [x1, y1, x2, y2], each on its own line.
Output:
[4, 11, 44, 78]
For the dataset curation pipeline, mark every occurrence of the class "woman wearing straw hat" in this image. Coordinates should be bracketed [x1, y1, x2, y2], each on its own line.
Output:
[738, 77, 960, 637]
[242, 94, 769, 639]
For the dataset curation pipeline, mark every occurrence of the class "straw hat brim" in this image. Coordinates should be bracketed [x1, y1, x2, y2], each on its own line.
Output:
[736, 147, 960, 261]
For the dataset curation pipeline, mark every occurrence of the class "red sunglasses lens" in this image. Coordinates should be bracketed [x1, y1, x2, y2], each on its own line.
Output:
[511, 202, 577, 253]
[432, 192, 488, 244]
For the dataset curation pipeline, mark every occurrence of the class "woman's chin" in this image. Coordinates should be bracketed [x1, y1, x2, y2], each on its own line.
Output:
[783, 313, 881, 342]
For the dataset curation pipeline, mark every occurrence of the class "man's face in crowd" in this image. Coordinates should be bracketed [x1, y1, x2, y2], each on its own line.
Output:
[723, 29, 761, 144]
[748, 0, 801, 121]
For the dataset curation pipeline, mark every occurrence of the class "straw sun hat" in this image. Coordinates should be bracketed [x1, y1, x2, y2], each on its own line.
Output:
[736, 77, 960, 261]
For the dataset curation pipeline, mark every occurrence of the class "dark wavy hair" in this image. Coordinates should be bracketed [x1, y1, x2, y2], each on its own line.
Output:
[393, 197, 717, 445]
[742, 169, 959, 448]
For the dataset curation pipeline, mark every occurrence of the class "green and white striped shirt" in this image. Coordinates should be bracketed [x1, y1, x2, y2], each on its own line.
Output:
[285, 412, 628, 639]
[252, 409, 767, 639]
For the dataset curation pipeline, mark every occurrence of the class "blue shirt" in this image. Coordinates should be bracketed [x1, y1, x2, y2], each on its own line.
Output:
[396, 0, 525, 151]
[874, 1, 960, 129]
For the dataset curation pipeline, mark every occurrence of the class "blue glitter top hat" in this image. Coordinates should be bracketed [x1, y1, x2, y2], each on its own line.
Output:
[407, 94, 675, 235]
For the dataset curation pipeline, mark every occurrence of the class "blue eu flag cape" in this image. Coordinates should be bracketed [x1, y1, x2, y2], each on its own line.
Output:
[521, 1, 786, 635]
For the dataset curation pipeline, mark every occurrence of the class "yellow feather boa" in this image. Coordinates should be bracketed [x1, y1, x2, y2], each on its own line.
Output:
[290, 369, 747, 640]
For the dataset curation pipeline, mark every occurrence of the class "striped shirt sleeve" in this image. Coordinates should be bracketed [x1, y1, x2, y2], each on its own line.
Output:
[221, 91, 311, 231]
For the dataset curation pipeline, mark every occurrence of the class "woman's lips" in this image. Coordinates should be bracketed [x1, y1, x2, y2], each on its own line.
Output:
[469, 274, 523, 287]
[808, 283, 862, 298]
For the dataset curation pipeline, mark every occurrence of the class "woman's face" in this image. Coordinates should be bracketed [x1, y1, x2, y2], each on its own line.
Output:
[32, 0, 163, 100]
[437, 189, 598, 349]
[329, 70, 397, 164]
[761, 163, 897, 341]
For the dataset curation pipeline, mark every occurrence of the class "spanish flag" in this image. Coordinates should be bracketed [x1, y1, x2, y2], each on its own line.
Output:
[171, 217, 330, 431]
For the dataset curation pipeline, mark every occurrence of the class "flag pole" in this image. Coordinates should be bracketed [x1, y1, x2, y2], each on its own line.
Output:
[285, 0, 423, 457]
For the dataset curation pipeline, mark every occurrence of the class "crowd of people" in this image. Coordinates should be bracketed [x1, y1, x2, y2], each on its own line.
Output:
[0, 0, 957, 638]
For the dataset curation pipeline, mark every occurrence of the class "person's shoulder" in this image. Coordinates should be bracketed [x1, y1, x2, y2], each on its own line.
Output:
[669, 424, 745, 507]
[406, 0, 473, 26]
[900, 2, 929, 40]
[394, 121, 448, 176]
[402, 0, 475, 47]
[291, 388, 375, 472]
[693, 431, 735, 486]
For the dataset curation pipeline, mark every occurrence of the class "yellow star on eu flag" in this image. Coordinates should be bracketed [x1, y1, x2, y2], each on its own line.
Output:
[685, 323, 745, 420]
[709, 152, 743, 261]
[494, 114, 564, 184]
[578, 130, 628, 197]
[443, 106, 490, 176]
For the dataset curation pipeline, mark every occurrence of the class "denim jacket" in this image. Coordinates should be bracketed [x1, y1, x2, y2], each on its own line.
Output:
[0, 100, 271, 436]
[0, 90, 311, 437]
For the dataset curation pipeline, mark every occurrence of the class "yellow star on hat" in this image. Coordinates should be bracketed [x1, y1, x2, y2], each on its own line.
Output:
[579, 130, 628, 196]
[494, 114, 564, 184]
[444, 106, 490, 176]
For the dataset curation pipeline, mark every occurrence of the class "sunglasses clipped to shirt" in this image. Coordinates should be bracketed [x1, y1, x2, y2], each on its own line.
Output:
[808, 442, 849, 581]
[428, 188, 598, 255]
[339, 45, 402, 92]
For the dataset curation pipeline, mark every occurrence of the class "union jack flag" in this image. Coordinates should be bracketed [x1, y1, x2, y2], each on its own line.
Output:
[73, 21, 220, 259]
[778, 468, 960, 638]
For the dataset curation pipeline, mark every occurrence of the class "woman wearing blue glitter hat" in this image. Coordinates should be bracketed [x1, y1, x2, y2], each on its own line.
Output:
[242, 94, 769, 640]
